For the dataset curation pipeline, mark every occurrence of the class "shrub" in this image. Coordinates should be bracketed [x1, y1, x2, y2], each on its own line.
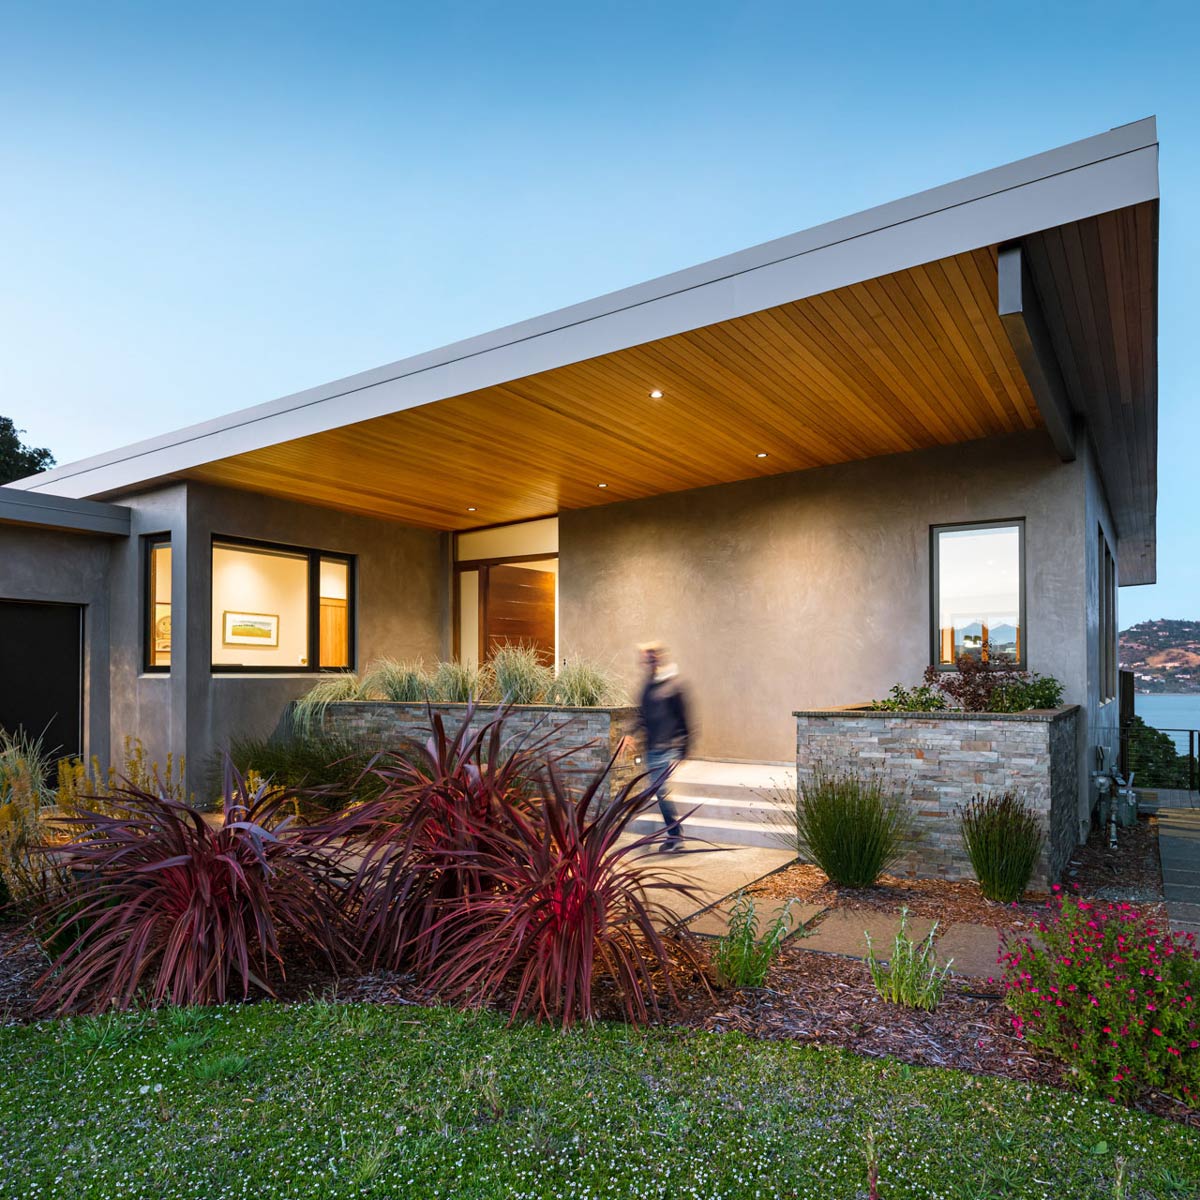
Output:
[712, 892, 797, 987]
[34, 768, 352, 1014]
[320, 710, 559, 973]
[959, 791, 1043, 902]
[429, 659, 490, 703]
[360, 658, 432, 703]
[0, 729, 65, 908]
[224, 731, 383, 819]
[291, 674, 362, 737]
[790, 766, 909, 887]
[547, 656, 624, 707]
[866, 683, 946, 712]
[864, 908, 951, 1010]
[920, 652, 1064, 713]
[56, 735, 190, 814]
[1001, 889, 1200, 1104]
[421, 760, 703, 1027]
[491, 643, 553, 705]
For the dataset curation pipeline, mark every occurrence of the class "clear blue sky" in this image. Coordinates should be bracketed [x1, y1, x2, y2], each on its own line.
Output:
[1, 1, 1196, 626]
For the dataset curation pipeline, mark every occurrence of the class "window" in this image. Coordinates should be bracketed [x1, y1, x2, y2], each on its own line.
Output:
[931, 521, 1024, 668]
[1099, 529, 1117, 702]
[211, 538, 354, 672]
[145, 536, 172, 671]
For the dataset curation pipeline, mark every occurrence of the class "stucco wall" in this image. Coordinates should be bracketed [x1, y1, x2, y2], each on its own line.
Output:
[1082, 435, 1121, 836]
[181, 483, 448, 785]
[0, 525, 113, 765]
[560, 430, 1088, 764]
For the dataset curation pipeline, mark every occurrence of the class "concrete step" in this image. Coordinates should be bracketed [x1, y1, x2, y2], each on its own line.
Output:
[669, 759, 796, 796]
[629, 811, 793, 850]
[664, 792, 794, 823]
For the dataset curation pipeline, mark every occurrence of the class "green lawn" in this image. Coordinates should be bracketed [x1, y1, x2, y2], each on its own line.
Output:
[1, 1003, 1196, 1199]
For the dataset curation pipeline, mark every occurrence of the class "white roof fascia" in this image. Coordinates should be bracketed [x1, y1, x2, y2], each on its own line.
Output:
[12, 118, 1158, 501]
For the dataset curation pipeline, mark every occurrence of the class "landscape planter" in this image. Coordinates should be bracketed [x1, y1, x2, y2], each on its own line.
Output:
[320, 701, 640, 804]
[793, 706, 1081, 887]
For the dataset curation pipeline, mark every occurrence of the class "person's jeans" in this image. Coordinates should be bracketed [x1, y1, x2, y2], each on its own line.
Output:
[645, 748, 685, 840]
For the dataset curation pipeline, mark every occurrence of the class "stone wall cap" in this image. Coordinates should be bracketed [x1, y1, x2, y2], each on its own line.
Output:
[793, 705, 1081, 723]
[323, 700, 637, 715]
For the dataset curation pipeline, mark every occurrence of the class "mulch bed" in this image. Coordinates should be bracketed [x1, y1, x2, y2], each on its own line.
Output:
[1067, 813, 1165, 904]
[0, 924, 45, 1026]
[748, 862, 1048, 930]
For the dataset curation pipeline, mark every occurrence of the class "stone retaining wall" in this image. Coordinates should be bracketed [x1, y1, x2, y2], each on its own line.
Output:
[321, 702, 640, 804]
[794, 707, 1080, 886]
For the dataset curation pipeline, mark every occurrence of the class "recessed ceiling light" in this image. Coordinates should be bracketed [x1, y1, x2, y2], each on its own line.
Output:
[597, 482, 608, 489]
[756, 452, 769, 459]
[467, 506, 477, 512]
[648, 388, 663, 399]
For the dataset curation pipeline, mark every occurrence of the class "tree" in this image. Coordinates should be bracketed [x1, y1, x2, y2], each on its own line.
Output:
[0, 417, 55, 484]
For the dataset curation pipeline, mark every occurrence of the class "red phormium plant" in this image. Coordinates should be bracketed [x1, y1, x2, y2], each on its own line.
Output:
[316, 708, 570, 973]
[34, 768, 353, 1014]
[1000, 887, 1200, 1105]
[419, 761, 705, 1028]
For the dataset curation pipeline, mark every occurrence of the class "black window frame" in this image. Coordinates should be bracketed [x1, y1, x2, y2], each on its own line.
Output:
[209, 535, 356, 675]
[1099, 527, 1117, 703]
[142, 533, 172, 674]
[930, 518, 1027, 671]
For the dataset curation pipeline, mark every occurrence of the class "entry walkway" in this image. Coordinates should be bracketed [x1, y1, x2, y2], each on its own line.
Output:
[1156, 808, 1200, 937]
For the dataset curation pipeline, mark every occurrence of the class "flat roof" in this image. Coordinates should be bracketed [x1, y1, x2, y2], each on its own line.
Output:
[0, 485, 130, 537]
[10, 118, 1159, 579]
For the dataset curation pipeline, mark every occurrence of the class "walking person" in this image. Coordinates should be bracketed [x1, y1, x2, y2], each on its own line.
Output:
[635, 641, 692, 852]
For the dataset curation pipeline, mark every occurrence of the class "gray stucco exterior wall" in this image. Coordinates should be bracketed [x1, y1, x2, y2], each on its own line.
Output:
[4, 480, 449, 795]
[179, 483, 449, 789]
[559, 430, 1090, 768]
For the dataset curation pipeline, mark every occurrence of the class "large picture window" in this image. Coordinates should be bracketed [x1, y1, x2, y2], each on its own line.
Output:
[931, 521, 1025, 668]
[211, 538, 354, 672]
[144, 536, 172, 671]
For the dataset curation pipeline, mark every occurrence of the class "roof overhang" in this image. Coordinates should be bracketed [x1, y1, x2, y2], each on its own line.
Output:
[0, 485, 130, 537]
[11, 118, 1159, 580]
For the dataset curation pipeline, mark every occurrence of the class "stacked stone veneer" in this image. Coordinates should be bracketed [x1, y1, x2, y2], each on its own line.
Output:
[321, 702, 640, 805]
[794, 707, 1080, 887]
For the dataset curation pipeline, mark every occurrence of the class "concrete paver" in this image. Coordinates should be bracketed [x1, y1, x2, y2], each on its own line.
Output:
[933, 922, 1005, 980]
[619, 837, 794, 923]
[799, 910, 935, 960]
[687, 897, 824, 938]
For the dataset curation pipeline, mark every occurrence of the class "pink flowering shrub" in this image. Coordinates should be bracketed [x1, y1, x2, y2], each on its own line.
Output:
[1000, 887, 1199, 1104]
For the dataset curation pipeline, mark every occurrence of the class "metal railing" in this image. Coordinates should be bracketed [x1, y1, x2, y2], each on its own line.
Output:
[1121, 723, 1199, 792]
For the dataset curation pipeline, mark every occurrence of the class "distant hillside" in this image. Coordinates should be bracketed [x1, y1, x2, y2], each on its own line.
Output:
[1120, 619, 1200, 693]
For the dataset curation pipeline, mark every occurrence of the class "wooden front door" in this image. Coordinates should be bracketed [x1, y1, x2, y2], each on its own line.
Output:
[484, 564, 556, 666]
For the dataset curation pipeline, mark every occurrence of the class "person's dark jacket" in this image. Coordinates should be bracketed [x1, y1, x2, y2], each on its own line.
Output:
[638, 671, 691, 755]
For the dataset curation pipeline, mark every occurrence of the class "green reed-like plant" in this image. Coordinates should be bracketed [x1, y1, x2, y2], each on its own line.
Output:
[959, 790, 1043, 902]
[790, 766, 909, 887]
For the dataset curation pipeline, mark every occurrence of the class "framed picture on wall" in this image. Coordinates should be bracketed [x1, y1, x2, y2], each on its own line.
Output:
[222, 611, 280, 647]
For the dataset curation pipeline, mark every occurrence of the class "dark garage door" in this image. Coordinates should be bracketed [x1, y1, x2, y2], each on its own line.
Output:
[0, 600, 83, 760]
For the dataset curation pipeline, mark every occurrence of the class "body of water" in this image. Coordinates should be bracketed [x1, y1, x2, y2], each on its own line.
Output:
[1135, 693, 1200, 752]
